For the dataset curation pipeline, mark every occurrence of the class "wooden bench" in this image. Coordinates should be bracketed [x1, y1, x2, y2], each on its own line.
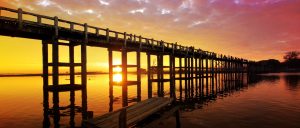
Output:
[83, 97, 180, 128]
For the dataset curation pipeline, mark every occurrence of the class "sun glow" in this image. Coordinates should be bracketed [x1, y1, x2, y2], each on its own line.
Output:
[114, 66, 122, 73]
[113, 73, 122, 82]
[112, 66, 122, 82]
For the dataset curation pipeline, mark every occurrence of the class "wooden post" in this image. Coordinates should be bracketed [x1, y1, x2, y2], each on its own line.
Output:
[52, 40, 59, 86]
[122, 33, 128, 107]
[205, 55, 209, 96]
[42, 40, 50, 127]
[187, 57, 191, 98]
[184, 57, 188, 98]
[81, 85, 88, 120]
[161, 54, 164, 97]
[70, 90, 75, 127]
[157, 54, 164, 97]
[37, 16, 42, 24]
[82, 23, 88, 88]
[198, 56, 202, 96]
[108, 48, 113, 112]
[172, 56, 176, 98]
[42, 40, 48, 89]
[211, 55, 214, 94]
[106, 28, 110, 43]
[147, 53, 152, 98]
[191, 56, 194, 97]
[51, 16, 60, 126]
[157, 54, 161, 97]
[179, 57, 183, 101]
[54, 16, 58, 37]
[69, 43, 75, 85]
[18, 8, 23, 29]
[52, 90, 60, 128]
[195, 57, 198, 96]
[137, 48, 141, 102]
[108, 48, 113, 107]
[169, 55, 173, 98]
[81, 23, 88, 119]
[201, 57, 204, 96]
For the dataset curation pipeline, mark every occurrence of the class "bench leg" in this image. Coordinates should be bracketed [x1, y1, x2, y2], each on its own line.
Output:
[175, 110, 181, 128]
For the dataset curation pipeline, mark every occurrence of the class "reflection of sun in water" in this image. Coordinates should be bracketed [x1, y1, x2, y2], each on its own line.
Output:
[114, 67, 122, 73]
[113, 66, 122, 82]
[113, 73, 122, 82]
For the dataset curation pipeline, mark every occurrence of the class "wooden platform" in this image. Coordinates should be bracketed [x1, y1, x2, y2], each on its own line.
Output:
[83, 97, 176, 128]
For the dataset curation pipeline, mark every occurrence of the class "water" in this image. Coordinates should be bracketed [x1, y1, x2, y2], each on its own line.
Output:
[177, 73, 300, 128]
[0, 73, 299, 128]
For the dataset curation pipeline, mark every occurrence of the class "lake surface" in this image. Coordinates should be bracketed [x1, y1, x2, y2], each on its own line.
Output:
[0, 73, 299, 128]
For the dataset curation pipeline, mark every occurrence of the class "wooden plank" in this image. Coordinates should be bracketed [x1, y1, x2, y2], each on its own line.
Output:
[84, 98, 173, 128]
[98, 98, 168, 128]
[99, 98, 172, 128]
[86, 98, 158, 126]
[127, 98, 172, 125]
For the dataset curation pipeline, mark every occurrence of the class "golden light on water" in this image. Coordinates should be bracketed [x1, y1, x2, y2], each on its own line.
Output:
[114, 67, 122, 73]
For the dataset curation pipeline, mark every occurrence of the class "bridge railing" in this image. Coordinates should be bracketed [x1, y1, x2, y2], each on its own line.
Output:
[0, 6, 250, 63]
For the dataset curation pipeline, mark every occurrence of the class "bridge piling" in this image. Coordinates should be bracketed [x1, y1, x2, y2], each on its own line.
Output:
[108, 48, 113, 111]
[179, 57, 183, 101]
[147, 53, 152, 98]
[195, 56, 198, 96]
[122, 33, 128, 107]
[137, 47, 141, 102]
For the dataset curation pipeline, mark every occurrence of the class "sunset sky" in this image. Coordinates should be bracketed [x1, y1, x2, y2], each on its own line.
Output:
[0, 0, 300, 73]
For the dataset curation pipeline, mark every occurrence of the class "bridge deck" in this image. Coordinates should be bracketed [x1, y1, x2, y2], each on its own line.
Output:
[0, 6, 248, 63]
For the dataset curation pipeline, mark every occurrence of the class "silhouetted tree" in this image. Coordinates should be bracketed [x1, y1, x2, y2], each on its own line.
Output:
[284, 51, 300, 61]
[283, 51, 300, 70]
[257, 59, 281, 72]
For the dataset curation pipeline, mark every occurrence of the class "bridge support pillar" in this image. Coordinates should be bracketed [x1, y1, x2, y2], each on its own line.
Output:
[108, 48, 113, 111]
[187, 57, 191, 98]
[184, 57, 188, 98]
[121, 46, 128, 107]
[157, 54, 164, 97]
[169, 54, 176, 98]
[191, 56, 194, 97]
[179, 57, 183, 101]
[137, 49, 141, 102]
[147, 53, 152, 98]
[195, 57, 198, 96]
[211, 55, 215, 95]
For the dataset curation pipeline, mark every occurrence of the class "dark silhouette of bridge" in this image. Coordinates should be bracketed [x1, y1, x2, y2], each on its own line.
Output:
[0, 7, 258, 126]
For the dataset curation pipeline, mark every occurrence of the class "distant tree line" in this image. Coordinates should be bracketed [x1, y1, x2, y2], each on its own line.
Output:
[256, 51, 300, 73]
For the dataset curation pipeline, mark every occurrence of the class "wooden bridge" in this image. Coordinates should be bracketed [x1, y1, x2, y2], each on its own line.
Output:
[0, 7, 258, 126]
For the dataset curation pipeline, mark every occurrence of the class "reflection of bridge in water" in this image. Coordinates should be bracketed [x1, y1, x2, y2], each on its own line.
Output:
[0, 7, 261, 127]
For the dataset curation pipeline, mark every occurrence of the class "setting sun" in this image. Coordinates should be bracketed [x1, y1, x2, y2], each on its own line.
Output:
[113, 73, 122, 83]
